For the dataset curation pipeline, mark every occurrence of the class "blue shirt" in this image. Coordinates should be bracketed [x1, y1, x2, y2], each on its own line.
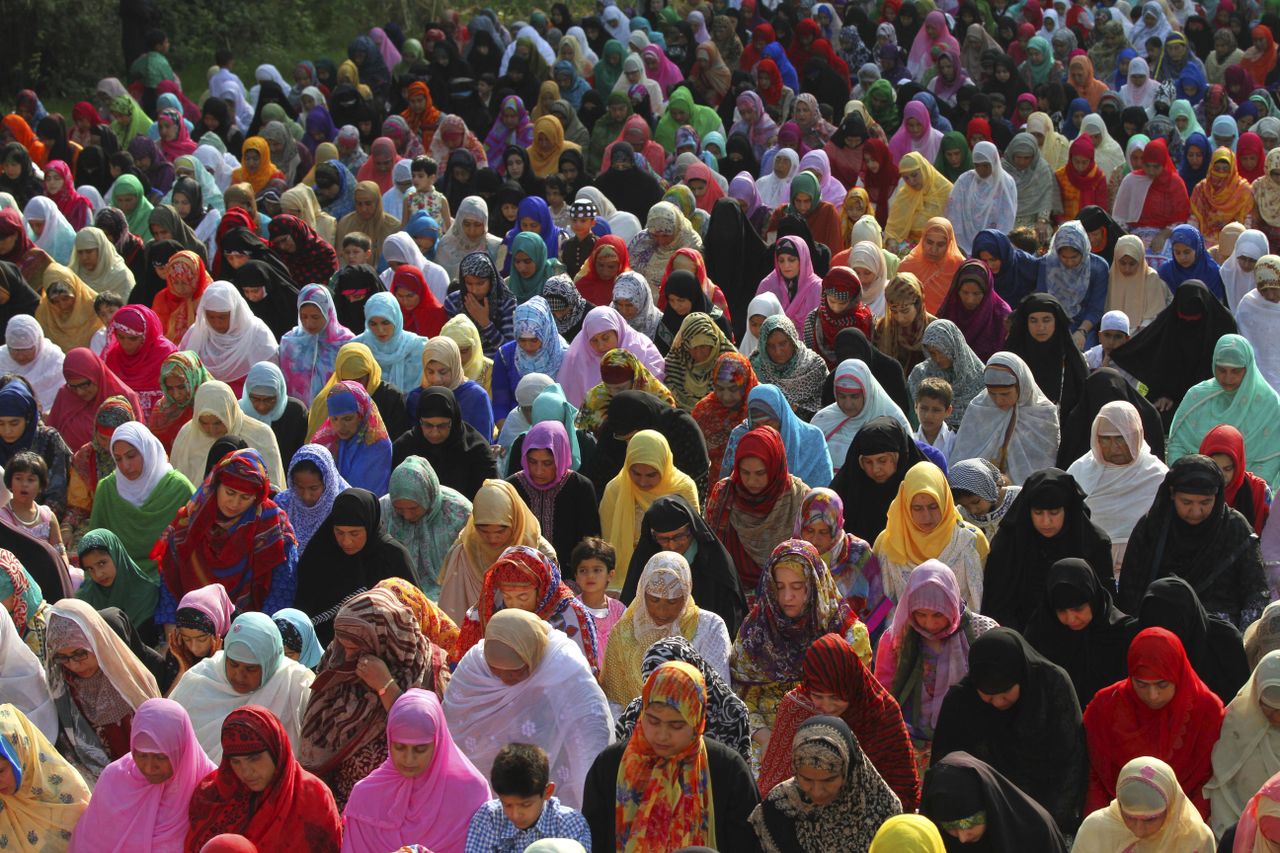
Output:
[464, 797, 592, 853]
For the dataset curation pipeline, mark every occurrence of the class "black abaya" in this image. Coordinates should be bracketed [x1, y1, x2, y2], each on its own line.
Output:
[921, 752, 1069, 853]
[391, 385, 498, 500]
[1003, 292, 1088, 414]
[829, 417, 924, 543]
[1054, 367, 1166, 468]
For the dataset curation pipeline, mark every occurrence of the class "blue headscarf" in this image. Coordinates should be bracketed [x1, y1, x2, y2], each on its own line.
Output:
[275, 443, 350, 553]
[238, 361, 289, 423]
[1113, 48, 1138, 90]
[1177, 62, 1208, 106]
[0, 731, 21, 790]
[1158, 224, 1225, 301]
[1179, 132, 1212, 193]
[530, 383, 583, 469]
[722, 383, 834, 487]
[404, 211, 440, 260]
[762, 42, 800, 91]
[972, 229, 1038, 307]
[272, 607, 324, 668]
[1211, 114, 1240, 151]
[223, 611, 285, 685]
[512, 295, 569, 377]
[911, 91, 952, 133]
[1061, 97, 1091, 139]
[553, 59, 592, 110]
[502, 196, 561, 268]
[323, 382, 393, 496]
[0, 381, 37, 466]
[319, 159, 358, 219]
[353, 292, 428, 392]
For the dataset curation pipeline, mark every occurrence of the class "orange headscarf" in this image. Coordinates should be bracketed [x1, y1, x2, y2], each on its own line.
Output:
[231, 137, 284, 193]
[152, 250, 212, 343]
[1243, 25, 1279, 86]
[897, 218, 965, 313]
[401, 81, 442, 147]
[3, 114, 47, 168]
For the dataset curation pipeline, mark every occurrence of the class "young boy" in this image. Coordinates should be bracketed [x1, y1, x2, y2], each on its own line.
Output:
[560, 199, 598, 278]
[339, 232, 374, 268]
[1085, 310, 1138, 386]
[464, 743, 592, 853]
[572, 538, 624, 655]
[1, 451, 64, 556]
[90, 291, 126, 356]
[403, 155, 451, 230]
[545, 175, 570, 230]
[914, 376, 956, 457]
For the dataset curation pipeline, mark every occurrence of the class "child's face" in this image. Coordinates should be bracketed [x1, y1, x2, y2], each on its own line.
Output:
[571, 216, 595, 238]
[499, 790, 549, 830]
[9, 470, 40, 504]
[411, 170, 434, 192]
[1099, 330, 1129, 351]
[342, 245, 372, 266]
[96, 304, 121, 327]
[915, 397, 951, 431]
[575, 557, 612, 595]
[501, 202, 518, 221]
[546, 185, 563, 207]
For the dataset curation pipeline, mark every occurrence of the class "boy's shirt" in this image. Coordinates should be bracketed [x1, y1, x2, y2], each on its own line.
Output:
[464, 796, 592, 853]
[914, 420, 956, 458]
[1085, 345, 1139, 387]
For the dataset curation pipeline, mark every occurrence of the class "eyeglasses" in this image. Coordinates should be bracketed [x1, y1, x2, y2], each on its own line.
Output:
[653, 527, 692, 548]
[52, 649, 91, 666]
[67, 380, 93, 392]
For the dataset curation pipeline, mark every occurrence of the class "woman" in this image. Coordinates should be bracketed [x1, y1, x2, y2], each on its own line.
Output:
[340, 689, 490, 853]
[48, 346, 143, 451]
[455, 544, 600, 670]
[692, 352, 757, 477]
[185, 705, 342, 852]
[1190, 147, 1255, 246]
[0, 314, 63, 415]
[445, 609, 611, 809]
[491, 295, 567, 422]
[74, 525, 159, 641]
[156, 448, 297, 634]
[920, 752, 1068, 851]
[874, 460, 988, 611]
[1206, 650, 1280, 835]
[873, 273, 935, 376]
[35, 265, 103, 354]
[311, 380, 392, 496]
[379, 455, 471, 600]
[434, 197, 502, 281]
[663, 312, 737, 413]
[102, 305, 176, 417]
[759, 633, 918, 809]
[238, 361, 307, 471]
[152, 249, 210, 345]
[169, 380, 284, 487]
[70, 225, 135, 299]
[0, 378, 68, 514]
[749, 315, 828, 421]
[147, 350, 210, 452]
[897, 218, 966, 316]
[179, 281, 279, 394]
[440, 313, 494, 394]
[1158, 225, 1225, 302]
[755, 235, 823, 330]
[44, 598, 161, 777]
[828, 415, 924, 544]
[907, 320, 986, 429]
[1005, 292, 1090, 416]
[949, 351, 1061, 485]
[67, 697, 216, 853]
[0, 703, 90, 850]
[601, 429, 699, 577]
[352, 292, 427, 394]
[1084, 627, 1225, 819]
[981, 469, 1113, 632]
[506, 420, 599, 563]
[391, 385, 497, 499]
[944, 142, 1018, 255]
[1105, 233, 1171, 332]
[1075, 756, 1215, 851]
[883, 152, 952, 250]
[750, 714, 903, 852]
[628, 201, 704, 296]
[65, 400, 138, 537]
[279, 285, 357, 407]
[803, 268, 873, 369]
[582, 660, 761, 850]
[298, 588, 447, 806]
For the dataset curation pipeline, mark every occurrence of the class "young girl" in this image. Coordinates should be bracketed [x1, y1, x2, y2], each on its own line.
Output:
[572, 537, 625, 655]
[1, 450, 64, 557]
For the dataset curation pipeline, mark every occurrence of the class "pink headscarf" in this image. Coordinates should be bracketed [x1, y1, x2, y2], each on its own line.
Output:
[42, 160, 94, 230]
[888, 100, 944, 164]
[370, 27, 403, 71]
[176, 583, 236, 636]
[66, 698, 217, 853]
[556, 305, 668, 406]
[340, 689, 491, 853]
[642, 44, 685, 93]
[907, 10, 961, 79]
[880, 560, 971, 728]
[521, 420, 573, 491]
[156, 108, 198, 163]
[754, 235, 823, 328]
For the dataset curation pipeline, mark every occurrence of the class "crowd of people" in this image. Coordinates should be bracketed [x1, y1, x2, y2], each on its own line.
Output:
[10, 0, 1280, 850]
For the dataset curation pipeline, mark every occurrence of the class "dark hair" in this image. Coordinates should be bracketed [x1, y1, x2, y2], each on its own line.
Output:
[543, 174, 568, 197]
[215, 48, 234, 66]
[917, 376, 954, 408]
[341, 232, 372, 251]
[490, 743, 550, 796]
[145, 28, 168, 50]
[411, 155, 438, 176]
[290, 459, 322, 482]
[571, 537, 616, 574]
[5, 450, 47, 490]
[93, 291, 126, 313]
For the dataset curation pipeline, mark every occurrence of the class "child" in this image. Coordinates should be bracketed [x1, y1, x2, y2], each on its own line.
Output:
[1085, 309, 1139, 386]
[560, 199, 598, 278]
[545, 175, 570, 230]
[914, 376, 956, 457]
[948, 457, 1022, 541]
[1, 451, 64, 557]
[339, 232, 374, 268]
[572, 538, 625, 656]
[1009, 225, 1044, 256]
[464, 743, 593, 853]
[90, 291, 126, 356]
[403, 155, 451, 230]
[405, 210, 440, 259]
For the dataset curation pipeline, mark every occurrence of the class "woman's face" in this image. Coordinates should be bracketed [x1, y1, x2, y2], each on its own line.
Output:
[512, 250, 537, 280]
[81, 548, 117, 588]
[367, 316, 396, 342]
[765, 329, 795, 365]
[903, 169, 924, 189]
[198, 413, 228, 439]
[773, 563, 809, 617]
[229, 749, 276, 791]
[889, 298, 918, 327]
[115, 328, 145, 355]
[800, 519, 836, 555]
[44, 170, 64, 195]
[909, 493, 943, 531]
[54, 645, 100, 680]
[589, 329, 619, 355]
[216, 484, 257, 518]
[628, 463, 662, 491]
[776, 253, 801, 279]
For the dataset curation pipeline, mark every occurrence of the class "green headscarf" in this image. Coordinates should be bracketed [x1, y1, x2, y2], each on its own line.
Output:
[199, 131, 228, 154]
[934, 131, 973, 181]
[594, 40, 627, 97]
[507, 231, 558, 302]
[382, 456, 473, 596]
[261, 102, 304, 140]
[789, 171, 823, 210]
[1026, 36, 1055, 85]
[74, 529, 160, 632]
[656, 86, 724, 153]
[106, 173, 156, 241]
[395, 38, 425, 78]
[109, 94, 153, 146]
[866, 79, 900, 134]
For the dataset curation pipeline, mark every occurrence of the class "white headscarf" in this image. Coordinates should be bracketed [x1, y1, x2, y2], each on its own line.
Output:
[1065, 400, 1167, 545]
[379, 232, 450, 303]
[0, 603, 56, 741]
[945, 141, 1019, 253]
[850, 241, 890, 320]
[739, 292, 785, 357]
[109, 422, 174, 508]
[0, 315, 65, 415]
[811, 359, 913, 470]
[1206, 650, 1280, 835]
[499, 25, 557, 75]
[169, 380, 285, 488]
[1235, 283, 1280, 395]
[1080, 113, 1126, 177]
[756, 149, 800, 209]
[178, 281, 279, 385]
[1119, 57, 1158, 111]
[21, 196, 77, 265]
[1223, 229, 1269, 312]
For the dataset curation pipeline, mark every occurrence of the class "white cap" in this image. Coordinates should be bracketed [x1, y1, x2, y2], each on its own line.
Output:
[1101, 310, 1130, 334]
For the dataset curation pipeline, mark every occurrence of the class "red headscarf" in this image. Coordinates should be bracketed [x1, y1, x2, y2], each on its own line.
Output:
[1058, 134, 1109, 219]
[575, 235, 629, 305]
[213, 208, 257, 277]
[691, 353, 757, 476]
[1242, 24, 1278, 86]
[1136, 138, 1190, 228]
[356, 137, 398, 193]
[267, 214, 339, 286]
[756, 60, 786, 106]
[938, 259, 1011, 362]
[1082, 627, 1224, 818]
[789, 18, 823, 68]
[1237, 131, 1267, 181]
[815, 267, 873, 365]
[42, 160, 93, 230]
[71, 101, 105, 126]
[740, 23, 776, 70]
[860, 138, 899, 227]
[730, 424, 790, 514]
[103, 305, 178, 394]
[684, 162, 726, 213]
[1199, 424, 1271, 532]
[400, 80, 442, 146]
[185, 705, 342, 852]
[966, 118, 993, 147]
[47, 347, 145, 451]
[0, 208, 35, 264]
[389, 265, 446, 336]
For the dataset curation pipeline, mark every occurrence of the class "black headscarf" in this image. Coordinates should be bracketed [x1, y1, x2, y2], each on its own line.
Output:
[442, 148, 478, 214]
[129, 238, 183, 307]
[1024, 558, 1134, 709]
[583, 391, 711, 501]
[822, 328, 913, 417]
[1055, 367, 1165, 467]
[921, 751, 1069, 852]
[621, 494, 747, 637]
[169, 176, 208, 231]
[489, 178, 524, 236]
[0, 261, 43, 331]
[654, 270, 729, 354]
[929, 629, 1087, 835]
[147, 204, 209, 267]
[1133, 575, 1251, 704]
[200, 97, 238, 147]
[1003, 292, 1088, 412]
[293, 487, 415, 645]
[718, 130, 761, 181]
[704, 198, 770, 341]
[204, 435, 249, 479]
[1076, 206, 1124, 266]
[332, 264, 387, 332]
[229, 259, 301, 339]
[1117, 454, 1265, 629]
[830, 416, 925, 543]
[1109, 280, 1238, 429]
[246, 80, 299, 139]
[74, 145, 113, 196]
[981, 469, 1114, 632]
[0, 143, 43, 207]
[100, 605, 170, 691]
[390, 386, 498, 500]
[593, 143, 665, 220]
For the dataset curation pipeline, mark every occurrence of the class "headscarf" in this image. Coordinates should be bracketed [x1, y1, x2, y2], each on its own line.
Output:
[277, 284, 357, 406]
[883, 152, 952, 247]
[557, 305, 666, 407]
[889, 100, 944, 164]
[755, 235, 824, 329]
[380, 455, 471, 598]
[48, 347, 143, 451]
[312, 380, 393, 495]
[441, 479, 545, 618]
[73, 528, 159, 632]
[0, 702, 91, 848]
[102, 304, 177, 395]
[1106, 234, 1172, 331]
[35, 264, 102, 353]
[179, 280, 279, 385]
[274, 443, 349, 556]
[351, 291, 428, 393]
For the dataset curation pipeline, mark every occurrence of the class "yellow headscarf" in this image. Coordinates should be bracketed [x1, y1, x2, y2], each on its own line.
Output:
[0, 703, 91, 846]
[421, 336, 465, 390]
[306, 342, 383, 437]
[883, 152, 953, 247]
[528, 115, 579, 178]
[231, 136, 281, 194]
[35, 264, 103, 353]
[453, 479, 544, 588]
[600, 430, 700, 582]
[440, 313, 493, 391]
[840, 187, 873, 245]
[875, 461, 970, 566]
[869, 814, 946, 852]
